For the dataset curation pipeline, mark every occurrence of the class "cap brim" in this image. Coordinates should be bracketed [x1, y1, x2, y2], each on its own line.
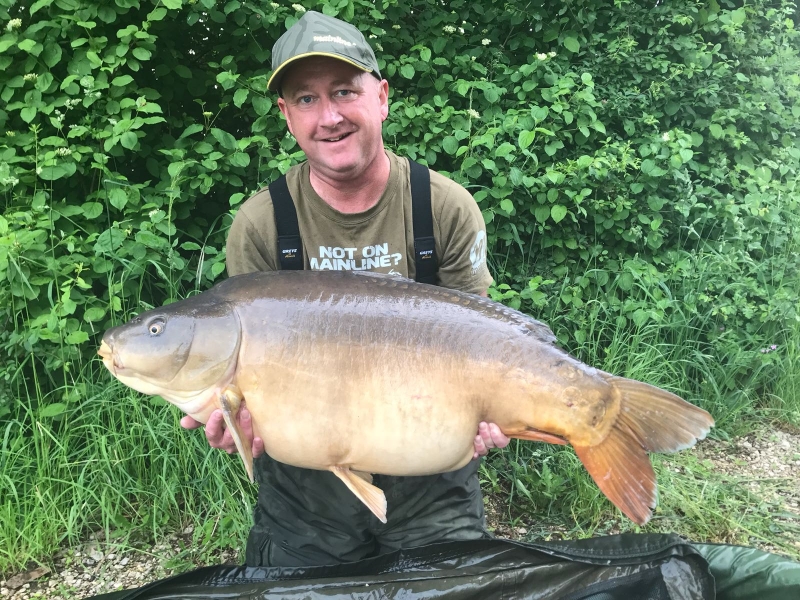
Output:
[267, 52, 373, 91]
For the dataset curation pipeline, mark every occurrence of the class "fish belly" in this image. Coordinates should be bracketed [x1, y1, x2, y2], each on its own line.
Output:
[237, 342, 491, 476]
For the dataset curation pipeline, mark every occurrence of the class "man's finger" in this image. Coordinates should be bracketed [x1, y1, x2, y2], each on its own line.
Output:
[204, 410, 226, 447]
[478, 421, 495, 449]
[253, 437, 265, 458]
[488, 423, 511, 449]
[180, 415, 203, 430]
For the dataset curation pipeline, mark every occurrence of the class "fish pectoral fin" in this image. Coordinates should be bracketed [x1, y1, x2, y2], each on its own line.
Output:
[573, 427, 657, 527]
[509, 428, 568, 445]
[217, 386, 254, 484]
[330, 466, 387, 523]
[352, 470, 374, 485]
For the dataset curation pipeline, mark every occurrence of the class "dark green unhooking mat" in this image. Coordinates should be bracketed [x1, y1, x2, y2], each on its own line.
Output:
[87, 534, 800, 600]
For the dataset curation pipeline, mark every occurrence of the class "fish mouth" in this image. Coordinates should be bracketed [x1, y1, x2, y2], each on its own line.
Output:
[98, 340, 124, 374]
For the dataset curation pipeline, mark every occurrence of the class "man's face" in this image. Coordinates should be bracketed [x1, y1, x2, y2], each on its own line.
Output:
[277, 56, 389, 183]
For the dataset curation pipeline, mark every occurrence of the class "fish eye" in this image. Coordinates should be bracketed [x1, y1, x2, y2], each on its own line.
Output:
[147, 318, 165, 335]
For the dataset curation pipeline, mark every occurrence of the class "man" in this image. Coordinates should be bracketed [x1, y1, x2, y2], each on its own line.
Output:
[181, 10, 510, 567]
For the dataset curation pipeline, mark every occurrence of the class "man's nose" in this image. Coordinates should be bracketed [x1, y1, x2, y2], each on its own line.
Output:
[319, 98, 344, 127]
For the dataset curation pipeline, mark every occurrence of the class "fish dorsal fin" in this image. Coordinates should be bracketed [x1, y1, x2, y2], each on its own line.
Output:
[351, 271, 415, 284]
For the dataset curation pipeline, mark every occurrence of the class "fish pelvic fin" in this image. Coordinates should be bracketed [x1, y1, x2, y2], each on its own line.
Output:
[218, 386, 254, 483]
[573, 375, 714, 525]
[330, 466, 387, 523]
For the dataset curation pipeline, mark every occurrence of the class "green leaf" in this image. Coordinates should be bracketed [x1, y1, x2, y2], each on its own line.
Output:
[132, 47, 151, 61]
[175, 65, 192, 78]
[229, 152, 250, 167]
[518, 130, 535, 150]
[419, 47, 431, 62]
[534, 205, 550, 224]
[135, 230, 165, 248]
[120, 131, 138, 149]
[211, 128, 237, 150]
[95, 228, 125, 253]
[252, 95, 272, 115]
[400, 64, 415, 79]
[162, 0, 183, 8]
[17, 39, 39, 54]
[180, 124, 204, 139]
[112, 75, 134, 86]
[43, 43, 62, 67]
[39, 164, 69, 180]
[30, 0, 53, 15]
[442, 136, 458, 155]
[82, 202, 103, 219]
[66, 330, 89, 345]
[709, 123, 723, 138]
[679, 148, 693, 163]
[40, 403, 68, 418]
[150, 7, 167, 20]
[20, 106, 37, 123]
[233, 87, 249, 108]
[109, 188, 128, 210]
[84, 307, 107, 322]
[563, 36, 580, 53]
[550, 205, 567, 223]
[500, 199, 514, 214]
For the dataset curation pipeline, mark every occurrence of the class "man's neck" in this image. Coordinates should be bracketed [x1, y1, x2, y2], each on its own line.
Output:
[308, 151, 391, 214]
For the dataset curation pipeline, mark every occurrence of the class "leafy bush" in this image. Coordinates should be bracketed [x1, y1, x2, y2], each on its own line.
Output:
[0, 0, 798, 414]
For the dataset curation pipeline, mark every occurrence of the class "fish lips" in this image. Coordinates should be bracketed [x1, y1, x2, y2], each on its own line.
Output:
[97, 338, 125, 375]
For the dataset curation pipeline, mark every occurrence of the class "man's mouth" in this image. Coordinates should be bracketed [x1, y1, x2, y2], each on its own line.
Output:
[322, 132, 353, 142]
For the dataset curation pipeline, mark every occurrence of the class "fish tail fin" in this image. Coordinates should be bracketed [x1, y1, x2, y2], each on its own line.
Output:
[573, 375, 714, 525]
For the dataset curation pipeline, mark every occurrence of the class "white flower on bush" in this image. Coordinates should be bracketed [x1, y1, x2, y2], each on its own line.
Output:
[458, 27, 464, 34]
[149, 209, 159, 218]
[1, 176, 20, 187]
[270, 2, 279, 7]
[375, 43, 383, 52]
[443, 25, 456, 34]
[291, 4, 305, 13]
[548, 51, 556, 57]
[481, 38, 491, 46]
[24, 73, 38, 82]
[56, 147, 71, 157]
[6, 18, 21, 31]
[467, 108, 480, 119]
[662, 132, 670, 141]
[392, 24, 400, 30]
[536, 53, 547, 60]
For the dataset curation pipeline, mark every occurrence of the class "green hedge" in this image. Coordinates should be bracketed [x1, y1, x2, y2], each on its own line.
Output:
[1, 0, 798, 415]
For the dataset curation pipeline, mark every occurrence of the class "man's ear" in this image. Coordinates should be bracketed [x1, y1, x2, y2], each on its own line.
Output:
[278, 98, 294, 134]
[378, 79, 389, 121]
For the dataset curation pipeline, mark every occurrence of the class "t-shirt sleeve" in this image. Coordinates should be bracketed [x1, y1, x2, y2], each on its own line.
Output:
[225, 190, 280, 277]
[432, 175, 494, 295]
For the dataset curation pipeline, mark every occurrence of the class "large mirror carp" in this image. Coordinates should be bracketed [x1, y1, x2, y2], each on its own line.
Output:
[99, 271, 714, 525]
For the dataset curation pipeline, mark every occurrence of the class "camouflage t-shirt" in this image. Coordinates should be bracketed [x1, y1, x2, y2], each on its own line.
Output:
[226, 150, 492, 294]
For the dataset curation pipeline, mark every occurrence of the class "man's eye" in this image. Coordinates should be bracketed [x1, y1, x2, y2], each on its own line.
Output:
[335, 90, 351, 97]
[298, 96, 313, 104]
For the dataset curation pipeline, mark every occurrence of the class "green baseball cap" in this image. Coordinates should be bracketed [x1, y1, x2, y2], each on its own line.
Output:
[268, 11, 381, 92]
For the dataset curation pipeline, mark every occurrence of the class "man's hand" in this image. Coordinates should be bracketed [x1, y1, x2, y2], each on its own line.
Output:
[473, 421, 510, 459]
[180, 408, 265, 458]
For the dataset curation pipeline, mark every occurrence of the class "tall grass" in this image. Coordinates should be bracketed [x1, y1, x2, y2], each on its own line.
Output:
[0, 367, 254, 574]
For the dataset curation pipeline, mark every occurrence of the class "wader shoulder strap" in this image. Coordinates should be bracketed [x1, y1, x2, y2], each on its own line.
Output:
[408, 159, 438, 285]
[268, 175, 304, 270]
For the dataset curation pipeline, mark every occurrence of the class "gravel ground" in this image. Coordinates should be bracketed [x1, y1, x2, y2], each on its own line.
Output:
[3, 426, 799, 599]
